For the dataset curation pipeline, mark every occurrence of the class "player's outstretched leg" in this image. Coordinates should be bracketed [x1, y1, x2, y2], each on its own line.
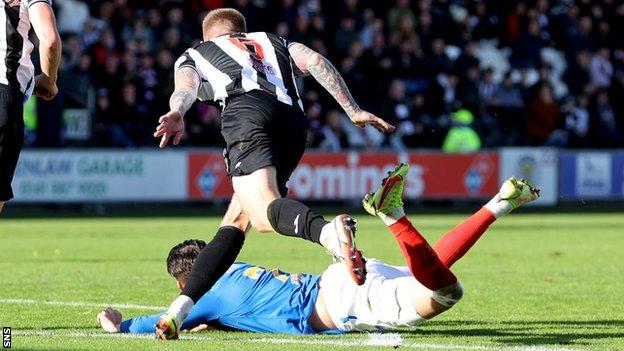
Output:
[363, 164, 462, 307]
[233, 167, 367, 285]
[156, 196, 249, 340]
[433, 176, 541, 267]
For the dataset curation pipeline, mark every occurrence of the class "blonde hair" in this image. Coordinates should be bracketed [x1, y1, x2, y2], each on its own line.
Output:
[202, 8, 247, 39]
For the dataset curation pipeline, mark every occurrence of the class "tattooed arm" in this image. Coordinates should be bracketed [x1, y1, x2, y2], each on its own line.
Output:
[154, 67, 200, 148]
[169, 67, 201, 117]
[288, 42, 395, 133]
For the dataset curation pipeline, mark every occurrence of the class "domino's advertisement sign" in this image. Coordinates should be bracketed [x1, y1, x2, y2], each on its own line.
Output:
[560, 152, 624, 199]
[187, 151, 500, 200]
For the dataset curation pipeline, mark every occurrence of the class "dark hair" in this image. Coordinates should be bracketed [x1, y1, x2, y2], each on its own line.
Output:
[202, 8, 247, 37]
[166, 239, 206, 282]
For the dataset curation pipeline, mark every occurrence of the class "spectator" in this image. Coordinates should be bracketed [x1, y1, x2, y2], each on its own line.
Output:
[95, 89, 133, 147]
[527, 83, 561, 144]
[383, 79, 410, 133]
[389, 35, 424, 81]
[456, 65, 481, 113]
[425, 38, 453, 75]
[455, 41, 479, 77]
[119, 83, 150, 146]
[589, 47, 613, 88]
[319, 110, 350, 151]
[554, 95, 590, 147]
[56, 0, 91, 35]
[478, 68, 498, 106]
[387, 0, 415, 33]
[442, 109, 481, 153]
[491, 72, 525, 145]
[563, 50, 592, 96]
[334, 17, 358, 56]
[399, 93, 427, 148]
[592, 90, 624, 147]
[511, 20, 546, 69]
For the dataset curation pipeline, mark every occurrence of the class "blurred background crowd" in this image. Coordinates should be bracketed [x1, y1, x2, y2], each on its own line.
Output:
[29, 0, 624, 151]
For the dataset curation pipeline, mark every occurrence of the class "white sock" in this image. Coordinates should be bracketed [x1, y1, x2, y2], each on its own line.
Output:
[484, 194, 513, 219]
[319, 223, 338, 254]
[378, 207, 405, 226]
[166, 295, 194, 328]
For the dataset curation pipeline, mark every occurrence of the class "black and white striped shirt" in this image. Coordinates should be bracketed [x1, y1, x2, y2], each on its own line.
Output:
[0, 0, 51, 96]
[175, 32, 303, 110]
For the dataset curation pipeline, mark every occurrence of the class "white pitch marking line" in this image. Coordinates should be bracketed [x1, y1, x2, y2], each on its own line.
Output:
[13, 331, 587, 351]
[0, 298, 165, 311]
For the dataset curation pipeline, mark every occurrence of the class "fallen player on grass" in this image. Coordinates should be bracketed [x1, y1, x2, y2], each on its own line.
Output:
[98, 164, 540, 335]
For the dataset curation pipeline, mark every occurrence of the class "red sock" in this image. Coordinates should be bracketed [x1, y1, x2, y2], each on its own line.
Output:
[389, 216, 457, 291]
[432, 207, 496, 268]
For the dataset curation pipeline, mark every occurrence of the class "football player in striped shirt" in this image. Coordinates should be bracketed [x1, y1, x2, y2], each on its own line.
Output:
[0, 0, 60, 213]
[153, 8, 396, 338]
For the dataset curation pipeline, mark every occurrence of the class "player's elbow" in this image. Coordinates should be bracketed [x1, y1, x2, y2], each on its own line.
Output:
[306, 52, 326, 70]
[432, 281, 464, 308]
[38, 32, 61, 51]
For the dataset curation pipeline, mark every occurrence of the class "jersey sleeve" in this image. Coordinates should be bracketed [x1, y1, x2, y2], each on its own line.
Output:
[174, 49, 216, 101]
[119, 312, 164, 334]
[25, 0, 52, 7]
[269, 33, 306, 78]
[118, 292, 221, 334]
[174, 50, 201, 77]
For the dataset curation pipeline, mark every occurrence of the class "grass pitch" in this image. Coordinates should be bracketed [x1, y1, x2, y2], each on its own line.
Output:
[1, 212, 623, 351]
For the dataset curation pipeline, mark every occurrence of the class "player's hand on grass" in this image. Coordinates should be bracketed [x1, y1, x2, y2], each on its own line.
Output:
[33, 74, 58, 101]
[97, 307, 122, 333]
[154, 110, 185, 148]
[349, 109, 395, 133]
[189, 324, 211, 332]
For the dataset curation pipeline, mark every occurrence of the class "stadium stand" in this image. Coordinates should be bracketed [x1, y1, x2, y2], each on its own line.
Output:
[29, 0, 624, 150]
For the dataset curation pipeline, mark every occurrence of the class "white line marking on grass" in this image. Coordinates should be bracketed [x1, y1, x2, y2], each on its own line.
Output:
[0, 298, 165, 311]
[364, 333, 403, 347]
[14, 330, 587, 351]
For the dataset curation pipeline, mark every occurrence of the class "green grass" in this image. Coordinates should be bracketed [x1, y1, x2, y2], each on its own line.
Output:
[1, 212, 623, 351]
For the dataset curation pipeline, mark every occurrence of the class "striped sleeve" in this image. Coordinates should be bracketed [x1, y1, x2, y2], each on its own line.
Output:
[174, 50, 201, 77]
[26, 0, 52, 7]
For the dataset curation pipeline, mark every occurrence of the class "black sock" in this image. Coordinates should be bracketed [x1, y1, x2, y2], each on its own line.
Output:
[267, 198, 328, 244]
[181, 226, 245, 302]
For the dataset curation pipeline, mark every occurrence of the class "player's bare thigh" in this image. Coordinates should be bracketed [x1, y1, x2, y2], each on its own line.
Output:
[403, 278, 451, 319]
[0, 202, 4, 213]
[231, 166, 281, 232]
[220, 194, 252, 234]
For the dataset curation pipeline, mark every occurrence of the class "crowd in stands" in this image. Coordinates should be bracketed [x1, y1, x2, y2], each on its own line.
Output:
[32, 0, 624, 150]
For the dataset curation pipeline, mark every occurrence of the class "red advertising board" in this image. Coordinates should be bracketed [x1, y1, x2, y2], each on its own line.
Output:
[188, 152, 499, 200]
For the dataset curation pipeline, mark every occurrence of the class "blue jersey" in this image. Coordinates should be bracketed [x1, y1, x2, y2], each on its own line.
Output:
[120, 263, 321, 335]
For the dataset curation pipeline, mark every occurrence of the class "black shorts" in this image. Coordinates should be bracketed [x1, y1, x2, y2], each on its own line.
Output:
[221, 90, 308, 197]
[0, 86, 24, 202]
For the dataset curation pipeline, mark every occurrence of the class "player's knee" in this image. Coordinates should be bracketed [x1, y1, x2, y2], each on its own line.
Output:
[242, 205, 272, 233]
[250, 217, 274, 233]
[432, 281, 464, 307]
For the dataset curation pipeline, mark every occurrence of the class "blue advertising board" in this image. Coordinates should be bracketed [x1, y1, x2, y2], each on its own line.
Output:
[612, 153, 624, 197]
[561, 152, 624, 199]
